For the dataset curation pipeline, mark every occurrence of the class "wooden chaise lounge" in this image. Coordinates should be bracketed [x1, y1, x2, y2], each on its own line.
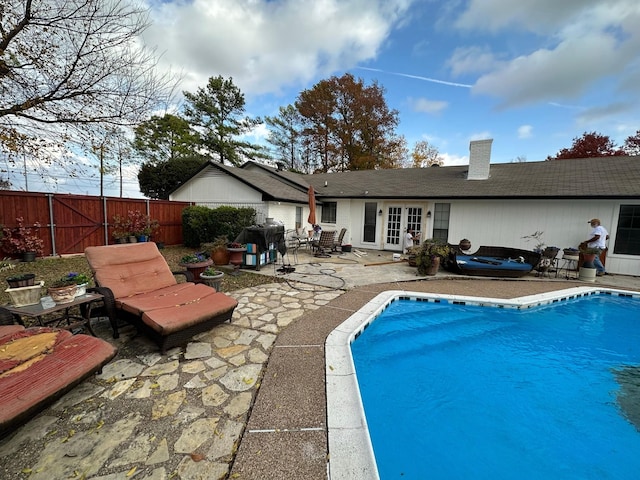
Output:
[0, 316, 117, 437]
[84, 243, 238, 353]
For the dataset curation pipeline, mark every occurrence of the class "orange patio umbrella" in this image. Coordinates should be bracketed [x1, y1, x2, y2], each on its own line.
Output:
[307, 185, 317, 225]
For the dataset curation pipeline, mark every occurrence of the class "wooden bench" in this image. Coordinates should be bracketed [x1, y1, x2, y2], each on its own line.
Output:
[84, 243, 238, 353]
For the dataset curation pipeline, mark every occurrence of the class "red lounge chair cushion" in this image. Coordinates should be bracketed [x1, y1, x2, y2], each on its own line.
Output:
[117, 284, 238, 335]
[85, 243, 177, 299]
[0, 326, 117, 433]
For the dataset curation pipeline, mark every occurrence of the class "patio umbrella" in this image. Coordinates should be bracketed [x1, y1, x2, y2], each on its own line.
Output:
[307, 185, 317, 225]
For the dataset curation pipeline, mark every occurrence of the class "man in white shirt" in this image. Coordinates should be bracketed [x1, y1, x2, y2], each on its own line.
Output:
[404, 229, 417, 254]
[582, 218, 608, 275]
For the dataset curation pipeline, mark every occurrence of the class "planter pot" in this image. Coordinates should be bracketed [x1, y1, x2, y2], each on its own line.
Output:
[48, 284, 78, 304]
[579, 266, 597, 283]
[6, 274, 36, 289]
[74, 282, 88, 297]
[137, 235, 148, 242]
[341, 244, 352, 252]
[459, 239, 472, 251]
[228, 248, 246, 267]
[200, 271, 224, 291]
[581, 253, 597, 268]
[180, 259, 214, 284]
[5, 282, 44, 307]
[418, 256, 441, 276]
[128, 236, 138, 243]
[22, 251, 36, 262]
[211, 248, 231, 266]
[155, 241, 165, 249]
[425, 256, 441, 276]
[115, 237, 127, 244]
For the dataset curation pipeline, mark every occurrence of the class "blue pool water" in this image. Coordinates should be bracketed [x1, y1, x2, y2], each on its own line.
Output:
[351, 294, 640, 479]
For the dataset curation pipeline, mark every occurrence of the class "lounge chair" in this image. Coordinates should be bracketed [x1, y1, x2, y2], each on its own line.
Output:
[84, 243, 238, 353]
[0, 315, 117, 436]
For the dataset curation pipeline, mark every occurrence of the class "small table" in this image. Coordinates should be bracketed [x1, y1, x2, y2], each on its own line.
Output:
[556, 255, 579, 280]
[3, 293, 103, 336]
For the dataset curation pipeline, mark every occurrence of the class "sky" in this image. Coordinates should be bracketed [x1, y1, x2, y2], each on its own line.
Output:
[140, 0, 640, 167]
[9, 0, 640, 196]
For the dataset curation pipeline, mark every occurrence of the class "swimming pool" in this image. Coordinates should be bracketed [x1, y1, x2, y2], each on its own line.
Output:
[325, 287, 640, 480]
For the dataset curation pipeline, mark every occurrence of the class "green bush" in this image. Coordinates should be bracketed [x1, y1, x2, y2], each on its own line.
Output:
[182, 205, 256, 247]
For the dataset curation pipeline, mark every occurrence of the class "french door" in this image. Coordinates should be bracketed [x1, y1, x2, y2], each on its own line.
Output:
[384, 205, 423, 251]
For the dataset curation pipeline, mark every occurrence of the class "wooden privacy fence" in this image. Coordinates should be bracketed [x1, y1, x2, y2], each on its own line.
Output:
[0, 190, 193, 257]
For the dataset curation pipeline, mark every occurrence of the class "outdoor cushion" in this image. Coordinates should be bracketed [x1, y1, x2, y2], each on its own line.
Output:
[115, 283, 205, 314]
[0, 326, 117, 436]
[85, 243, 177, 299]
[140, 292, 239, 335]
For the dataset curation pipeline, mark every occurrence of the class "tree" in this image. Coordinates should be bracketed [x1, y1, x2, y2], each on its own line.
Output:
[183, 76, 265, 165]
[133, 114, 201, 164]
[265, 105, 303, 171]
[547, 132, 625, 160]
[0, 0, 173, 160]
[623, 130, 640, 156]
[294, 73, 401, 172]
[138, 157, 204, 200]
[411, 140, 443, 168]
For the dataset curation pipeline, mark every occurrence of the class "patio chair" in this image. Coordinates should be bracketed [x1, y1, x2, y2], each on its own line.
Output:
[535, 246, 560, 277]
[284, 229, 300, 265]
[314, 230, 336, 257]
[334, 228, 347, 251]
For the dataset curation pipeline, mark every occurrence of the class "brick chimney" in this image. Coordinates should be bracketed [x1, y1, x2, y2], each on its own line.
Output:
[467, 139, 493, 180]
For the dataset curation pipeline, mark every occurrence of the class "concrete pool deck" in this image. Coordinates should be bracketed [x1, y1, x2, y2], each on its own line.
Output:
[1, 248, 638, 479]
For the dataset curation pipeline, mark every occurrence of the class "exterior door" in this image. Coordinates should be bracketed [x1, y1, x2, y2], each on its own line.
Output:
[384, 205, 423, 251]
[385, 205, 403, 250]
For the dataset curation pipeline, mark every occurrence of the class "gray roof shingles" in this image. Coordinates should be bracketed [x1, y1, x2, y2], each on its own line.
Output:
[202, 156, 640, 202]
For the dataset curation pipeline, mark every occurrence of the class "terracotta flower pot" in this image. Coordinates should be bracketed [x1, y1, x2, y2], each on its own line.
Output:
[211, 248, 231, 266]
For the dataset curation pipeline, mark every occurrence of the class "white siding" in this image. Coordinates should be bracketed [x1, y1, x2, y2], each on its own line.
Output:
[447, 199, 640, 276]
[170, 167, 262, 203]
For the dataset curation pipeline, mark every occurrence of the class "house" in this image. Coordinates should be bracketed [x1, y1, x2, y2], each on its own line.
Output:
[170, 140, 640, 276]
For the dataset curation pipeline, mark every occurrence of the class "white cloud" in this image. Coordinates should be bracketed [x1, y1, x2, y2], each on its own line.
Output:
[439, 152, 468, 166]
[408, 97, 448, 114]
[469, 131, 492, 141]
[142, 0, 414, 97]
[518, 125, 533, 139]
[446, 46, 502, 77]
[454, 1, 640, 109]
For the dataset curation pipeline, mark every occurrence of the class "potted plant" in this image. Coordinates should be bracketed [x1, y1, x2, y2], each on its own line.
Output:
[209, 236, 231, 266]
[200, 266, 224, 291]
[48, 276, 78, 304]
[61, 272, 91, 296]
[1, 217, 45, 261]
[415, 240, 451, 276]
[579, 246, 600, 268]
[128, 210, 159, 242]
[6, 273, 36, 289]
[227, 241, 247, 267]
[111, 214, 132, 244]
[179, 251, 213, 283]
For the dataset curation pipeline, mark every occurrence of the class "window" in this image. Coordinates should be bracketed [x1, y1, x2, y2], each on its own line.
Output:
[614, 205, 640, 255]
[432, 203, 450, 242]
[363, 202, 377, 242]
[321, 202, 337, 224]
[295, 206, 302, 229]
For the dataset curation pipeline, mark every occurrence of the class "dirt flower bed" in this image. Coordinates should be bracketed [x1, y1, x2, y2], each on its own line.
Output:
[0, 245, 282, 308]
